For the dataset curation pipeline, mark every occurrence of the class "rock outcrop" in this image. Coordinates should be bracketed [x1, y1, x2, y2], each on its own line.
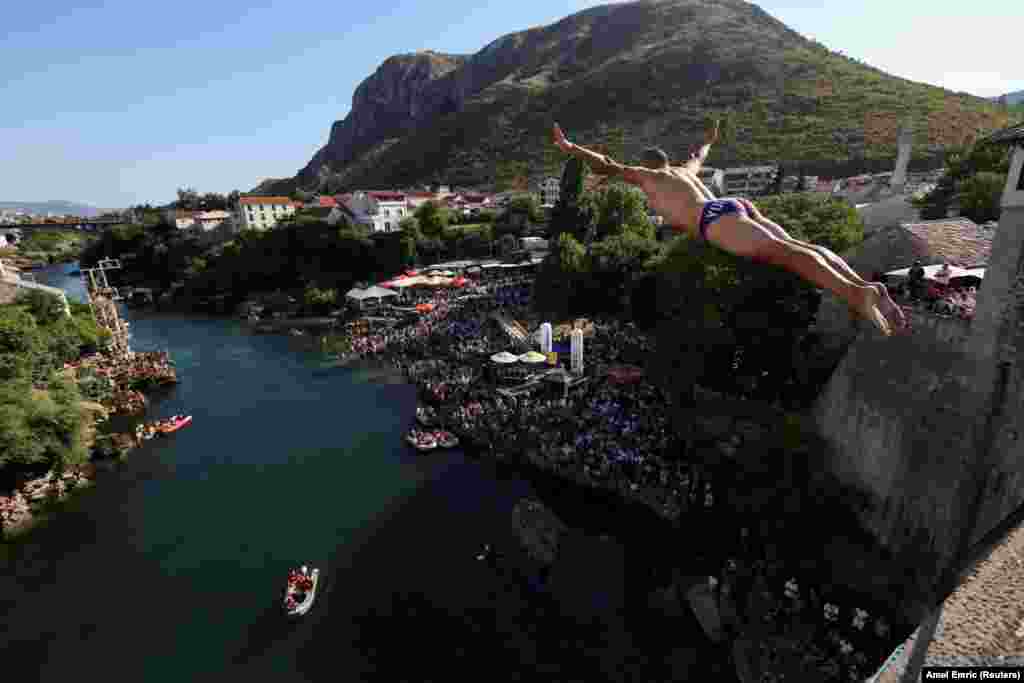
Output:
[259, 0, 1006, 195]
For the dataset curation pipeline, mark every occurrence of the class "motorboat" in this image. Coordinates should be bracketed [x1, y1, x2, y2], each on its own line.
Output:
[283, 565, 320, 617]
[406, 429, 437, 452]
[436, 431, 459, 449]
[157, 414, 192, 435]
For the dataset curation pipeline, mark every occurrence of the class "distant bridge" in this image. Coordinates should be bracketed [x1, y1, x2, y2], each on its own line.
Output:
[1, 217, 125, 232]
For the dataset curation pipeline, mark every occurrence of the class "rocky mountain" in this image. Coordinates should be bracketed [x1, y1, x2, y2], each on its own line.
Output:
[257, 0, 1008, 195]
[0, 200, 101, 217]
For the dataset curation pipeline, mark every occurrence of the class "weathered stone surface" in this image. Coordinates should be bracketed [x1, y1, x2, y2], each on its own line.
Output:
[687, 581, 723, 642]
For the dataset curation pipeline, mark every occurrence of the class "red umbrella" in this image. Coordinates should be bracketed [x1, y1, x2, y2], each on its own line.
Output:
[451, 276, 467, 287]
[405, 270, 419, 276]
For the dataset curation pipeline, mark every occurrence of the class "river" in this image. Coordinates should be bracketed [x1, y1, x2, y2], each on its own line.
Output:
[1, 262, 723, 682]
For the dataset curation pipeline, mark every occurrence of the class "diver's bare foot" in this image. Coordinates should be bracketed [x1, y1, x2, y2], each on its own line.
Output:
[853, 286, 891, 336]
[872, 283, 908, 334]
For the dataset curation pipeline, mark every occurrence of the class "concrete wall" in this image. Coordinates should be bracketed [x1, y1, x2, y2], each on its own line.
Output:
[813, 144, 1024, 587]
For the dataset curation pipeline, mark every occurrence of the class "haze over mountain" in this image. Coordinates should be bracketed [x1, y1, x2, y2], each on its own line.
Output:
[993, 90, 1024, 106]
[254, 0, 1008, 196]
[0, 200, 101, 217]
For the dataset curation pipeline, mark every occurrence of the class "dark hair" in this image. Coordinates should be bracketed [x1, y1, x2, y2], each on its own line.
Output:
[642, 147, 670, 169]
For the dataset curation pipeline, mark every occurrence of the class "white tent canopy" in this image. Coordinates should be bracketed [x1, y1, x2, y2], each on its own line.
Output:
[519, 351, 547, 364]
[490, 351, 520, 364]
[362, 285, 398, 298]
[346, 286, 399, 302]
[885, 264, 976, 281]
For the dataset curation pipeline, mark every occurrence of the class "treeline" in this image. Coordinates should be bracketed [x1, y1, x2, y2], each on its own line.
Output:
[81, 194, 550, 312]
[912, 140, 1012, 223]
[0, 290, 112, 485]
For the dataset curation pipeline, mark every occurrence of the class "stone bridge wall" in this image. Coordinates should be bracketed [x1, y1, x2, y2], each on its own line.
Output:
[813, 167, 1024, 595]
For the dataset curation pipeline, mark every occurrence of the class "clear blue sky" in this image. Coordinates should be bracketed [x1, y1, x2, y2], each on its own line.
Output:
[2, 0, 1021, 208]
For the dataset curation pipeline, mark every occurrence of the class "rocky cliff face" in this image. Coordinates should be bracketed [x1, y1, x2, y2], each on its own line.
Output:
[260, 0, 1006, 195]
[299, 50, 468, 185]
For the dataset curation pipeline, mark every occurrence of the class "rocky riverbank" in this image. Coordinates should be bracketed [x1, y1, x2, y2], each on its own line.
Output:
[1, 350, 179, 540]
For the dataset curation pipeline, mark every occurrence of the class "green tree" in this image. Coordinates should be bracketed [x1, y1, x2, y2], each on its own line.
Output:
[958, 171, 1006, 224]
[15, 289, 67, 326]
[755, 194, 864, 254]
[303, 284, 338, 314]
[414, 201, 450, 239]
[591, 182, 652, 240]
[494, 159, 529, 192]
[549, 157, 595, 241]
[913, 141, 1010, 221]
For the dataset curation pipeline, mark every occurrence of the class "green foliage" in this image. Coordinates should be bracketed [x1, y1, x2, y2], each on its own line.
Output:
[554, 233, 587, 273]
[414, 201, 450, 238]
[303, 284, 338, 314]
[589, 231, 661, 273]
[17, 229, 90, 256]
[549, 157, 596, 241]
[590, 182, 652, 240]
[754, 194, 865, 254]
[913, 142, 1010, 222]
[33, 375, 87, 471]
[15, 289, 66, 326]
[958, 171, 1006, 224]
[0, 296, 96, 473]
[507, 195, 542, 222]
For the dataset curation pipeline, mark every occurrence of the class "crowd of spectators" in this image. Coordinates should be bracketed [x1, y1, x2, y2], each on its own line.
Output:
[331, 277, 700, 522]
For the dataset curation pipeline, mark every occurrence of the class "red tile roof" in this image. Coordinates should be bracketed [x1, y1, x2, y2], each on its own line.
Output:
[900, 218, 991, 268]
[406, 191, 436, 198]
[461, 194, 489, 203]
[239, 196, 292, 206]
[368, 192, 405, 202]
[845, 217, 992, 277]
[318, 196, 337, 207]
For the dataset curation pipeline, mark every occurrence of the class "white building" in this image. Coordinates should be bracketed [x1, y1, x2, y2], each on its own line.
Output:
[342, 191, 409, 233]
[722, 165, 778, 197]
[164, 209, 197, 230]
[237, 196, 300, 230]
[538, 177, 560, 207]
[195, 210, 232, 231]
[520, 236, 549, 252]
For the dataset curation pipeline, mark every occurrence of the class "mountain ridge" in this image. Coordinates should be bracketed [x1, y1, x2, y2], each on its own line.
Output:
[255, 0, 1008, 195]
[0, 200, 101, 217]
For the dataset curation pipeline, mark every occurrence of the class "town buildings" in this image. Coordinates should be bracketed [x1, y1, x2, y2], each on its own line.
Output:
[721, 165, 778, 197]
[342, 191, 409, 233]
[237, 196, 301, 230]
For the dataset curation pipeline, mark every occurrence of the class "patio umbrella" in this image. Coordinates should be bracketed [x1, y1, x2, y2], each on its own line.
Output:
[519, 351, 547, 364]
[490, 351, 519, 364]
[885, 264, 972, 282]
[451, 276, 468, 287]
[405, 270, 420, 276]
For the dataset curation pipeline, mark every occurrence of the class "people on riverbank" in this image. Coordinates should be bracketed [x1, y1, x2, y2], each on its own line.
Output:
[324, 268, 692, 521]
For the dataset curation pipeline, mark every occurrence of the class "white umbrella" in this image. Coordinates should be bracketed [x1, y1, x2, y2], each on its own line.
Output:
[519, 351, 547, 364]
[345, 287, 367, 300]
[361, 285, 398, 298]
[885, 264, 971, 281]
[490, 351, 519, 364]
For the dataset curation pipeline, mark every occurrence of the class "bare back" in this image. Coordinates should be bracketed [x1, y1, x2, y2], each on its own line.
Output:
[628, 168, 707, 236]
